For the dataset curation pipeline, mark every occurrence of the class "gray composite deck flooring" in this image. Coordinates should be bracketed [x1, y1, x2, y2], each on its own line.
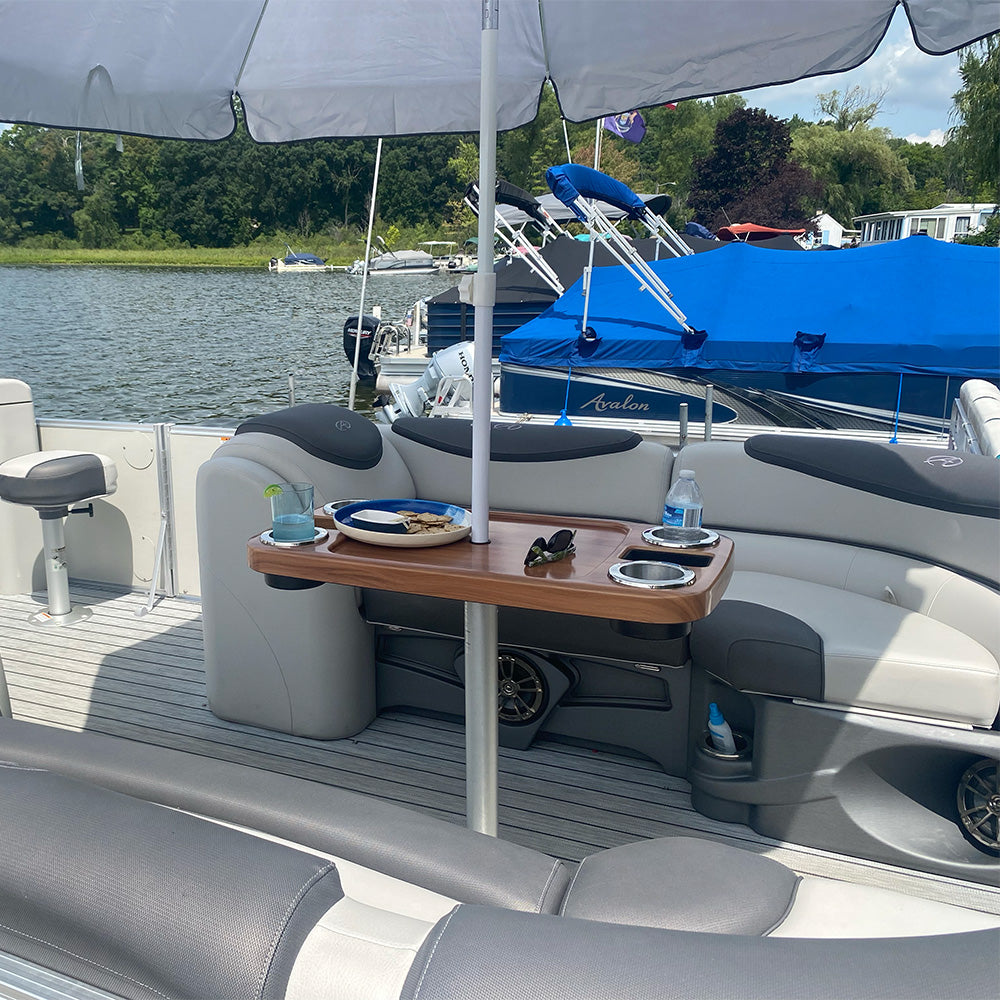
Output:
[2, 582, 999, 916]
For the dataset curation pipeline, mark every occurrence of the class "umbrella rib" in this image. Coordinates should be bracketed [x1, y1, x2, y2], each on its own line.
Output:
[234, 0, 272, 93]
[535, 0, 554, 87]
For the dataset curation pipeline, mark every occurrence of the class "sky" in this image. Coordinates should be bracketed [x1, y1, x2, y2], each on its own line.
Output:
[739, 13, 967, 145]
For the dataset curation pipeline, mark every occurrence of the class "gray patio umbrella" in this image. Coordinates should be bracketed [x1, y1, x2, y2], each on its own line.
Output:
[1, 0, 995, 542]
[1, 0, 994, 833]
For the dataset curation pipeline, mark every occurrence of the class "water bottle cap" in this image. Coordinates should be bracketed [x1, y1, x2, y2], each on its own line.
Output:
[708, 702, 724, 724]
[679, 469, 696, 479]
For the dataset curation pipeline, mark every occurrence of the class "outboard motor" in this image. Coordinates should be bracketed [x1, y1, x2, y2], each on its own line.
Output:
[343, 314, 381, 380]
[384, 341, 477, 419]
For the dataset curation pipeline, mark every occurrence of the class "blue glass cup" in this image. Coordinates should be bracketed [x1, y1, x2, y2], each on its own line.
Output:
[269, 483, 315, 542]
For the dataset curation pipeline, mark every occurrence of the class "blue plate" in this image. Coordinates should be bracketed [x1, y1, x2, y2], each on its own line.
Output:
[333, 498, 472, 548]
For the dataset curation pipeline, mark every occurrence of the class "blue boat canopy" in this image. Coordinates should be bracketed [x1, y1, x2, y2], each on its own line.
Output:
[546, 164, 648, 223]
[499, 237, 1000, 378]
[284, 252, 325, 265]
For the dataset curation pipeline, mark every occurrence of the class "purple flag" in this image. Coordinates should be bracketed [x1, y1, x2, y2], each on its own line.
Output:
[602, 110, 646, 143]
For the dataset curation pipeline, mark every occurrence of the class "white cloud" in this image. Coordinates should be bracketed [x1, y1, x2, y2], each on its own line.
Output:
[904, 128, 948, 147]
[741, 14, 963, 139]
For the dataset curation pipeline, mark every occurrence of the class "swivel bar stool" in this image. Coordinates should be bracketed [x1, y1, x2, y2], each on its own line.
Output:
[0, 450, 118, 625]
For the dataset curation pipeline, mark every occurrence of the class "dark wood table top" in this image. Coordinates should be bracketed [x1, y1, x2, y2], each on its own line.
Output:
[248, 509, 733, 625]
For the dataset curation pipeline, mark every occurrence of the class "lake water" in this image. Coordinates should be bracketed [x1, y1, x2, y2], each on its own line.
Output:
[1, 265, 460, 425]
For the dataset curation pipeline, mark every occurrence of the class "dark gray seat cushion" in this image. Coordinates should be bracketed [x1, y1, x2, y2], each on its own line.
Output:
[391, 416, 642, 461]
[560, 836, 798, 934]
[236, 403, 384, 469]
[691, 599, 824, 701]
[402, 905, 1000, 1000]
[0, 718, 570, 916]
[0, 761, 343, 1000]
[744, 435, 1000, 519]
[0, 451, 114, 507]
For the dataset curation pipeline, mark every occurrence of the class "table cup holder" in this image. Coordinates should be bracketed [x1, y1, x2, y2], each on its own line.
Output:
[608, 560, 695, 588]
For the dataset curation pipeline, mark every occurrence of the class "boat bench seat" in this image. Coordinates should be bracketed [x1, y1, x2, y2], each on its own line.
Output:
[1, 721, 997, 1000]
[197, 408, 672, 739]
[695, 564, 1000, 727]
[678, 438, 1000, 728]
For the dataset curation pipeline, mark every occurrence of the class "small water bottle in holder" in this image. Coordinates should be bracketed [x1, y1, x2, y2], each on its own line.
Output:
[662, 469, 704, 538]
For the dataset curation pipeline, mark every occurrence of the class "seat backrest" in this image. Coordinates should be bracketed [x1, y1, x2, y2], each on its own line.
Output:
[676, 437, 1000, 587]
[385, 418, 672, 523]
[226, 403, 416, 503]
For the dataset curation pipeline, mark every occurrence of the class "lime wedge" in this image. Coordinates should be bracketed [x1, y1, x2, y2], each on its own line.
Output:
[263, 484, 284, 498]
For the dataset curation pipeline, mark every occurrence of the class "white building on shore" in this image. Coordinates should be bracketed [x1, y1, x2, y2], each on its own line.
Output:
[854, 203, 997, 245]
[803, 212, 857, 248]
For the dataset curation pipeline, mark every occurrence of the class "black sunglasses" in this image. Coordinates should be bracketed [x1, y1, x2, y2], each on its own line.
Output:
[524, 528, 577, 568]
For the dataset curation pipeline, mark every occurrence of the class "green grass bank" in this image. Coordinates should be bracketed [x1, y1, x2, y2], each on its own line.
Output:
[0, 245, 355, 268]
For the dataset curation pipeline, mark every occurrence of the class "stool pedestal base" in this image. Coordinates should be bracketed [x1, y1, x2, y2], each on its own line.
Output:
[29, 605, 93, 628]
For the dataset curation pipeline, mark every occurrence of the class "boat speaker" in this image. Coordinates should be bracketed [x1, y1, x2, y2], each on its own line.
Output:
[956, 757, 1000, 854]
[453, 647, 574, 750]
[497, 651, 547, 725]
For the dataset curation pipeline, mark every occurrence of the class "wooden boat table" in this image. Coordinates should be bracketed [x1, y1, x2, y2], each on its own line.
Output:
[248, 510, 734, 836]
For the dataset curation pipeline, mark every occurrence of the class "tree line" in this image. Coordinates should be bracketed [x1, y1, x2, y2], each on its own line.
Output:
[1, 39, 995, 252]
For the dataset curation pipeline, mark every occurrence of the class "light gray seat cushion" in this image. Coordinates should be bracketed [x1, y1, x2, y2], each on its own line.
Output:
[719, 571, 1000, 726]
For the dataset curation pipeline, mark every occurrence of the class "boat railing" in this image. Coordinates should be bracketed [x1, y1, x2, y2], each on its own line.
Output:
[369, 321, 413, 361]
[950, 379, 1000, 458]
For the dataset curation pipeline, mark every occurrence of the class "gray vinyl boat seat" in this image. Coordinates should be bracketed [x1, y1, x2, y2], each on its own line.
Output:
[194, 408, 997, 884]
[0, 720, 997, 1000]
[197, 406, 673, 740]
[681, 437, 1000, 728]
[0, 449, 119, 624]
[0, 449, 118, 511]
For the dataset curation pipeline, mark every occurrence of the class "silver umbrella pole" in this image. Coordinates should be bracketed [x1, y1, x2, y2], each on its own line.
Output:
[465, 0, 499, 838]
[348, 137, 383, 411]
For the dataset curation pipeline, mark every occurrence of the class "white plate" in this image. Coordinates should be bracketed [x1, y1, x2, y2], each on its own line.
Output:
[333, 499, 472, 548]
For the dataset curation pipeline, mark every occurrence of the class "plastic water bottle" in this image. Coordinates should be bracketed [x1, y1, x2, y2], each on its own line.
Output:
[707, 703, 738, 755]
[662, 469, 704, 537]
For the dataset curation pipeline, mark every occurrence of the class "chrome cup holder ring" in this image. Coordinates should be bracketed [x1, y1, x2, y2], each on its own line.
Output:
[701, 730, 752, 761]
[260, 527, 329, 547]
[641, 525, 719, 548]
[608, 560, 695, 588]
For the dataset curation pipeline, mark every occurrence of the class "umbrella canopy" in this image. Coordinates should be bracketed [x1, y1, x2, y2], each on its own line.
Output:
[0, 0, 995, 542]
[0, 1, 995, 141]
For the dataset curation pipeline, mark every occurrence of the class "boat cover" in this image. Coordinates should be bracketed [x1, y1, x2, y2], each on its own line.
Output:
[284, 252, 325, 264]
[494, 180, 550, 227]
[499, 237, 1000, 377]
